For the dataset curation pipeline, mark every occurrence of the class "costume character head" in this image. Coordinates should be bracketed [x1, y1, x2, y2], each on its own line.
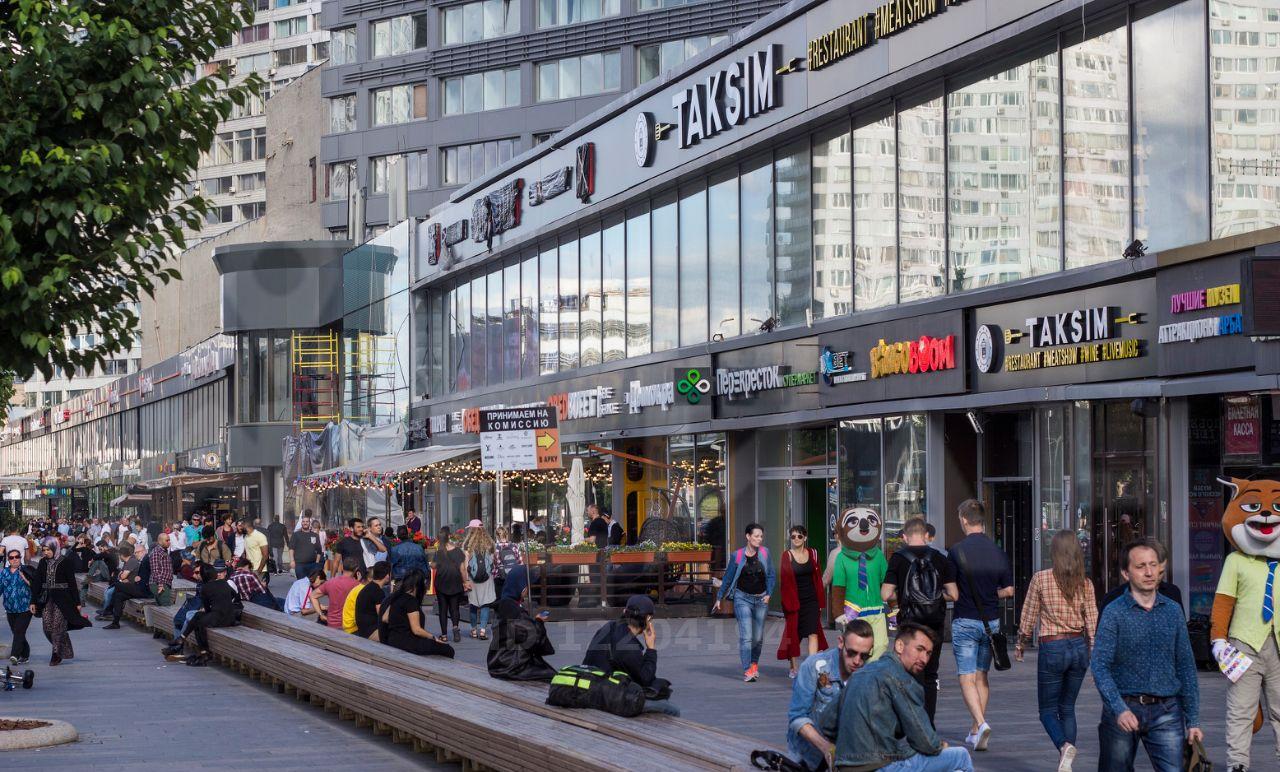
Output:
[837, 507, 882, 553]
[1219, 476, 1280, 559]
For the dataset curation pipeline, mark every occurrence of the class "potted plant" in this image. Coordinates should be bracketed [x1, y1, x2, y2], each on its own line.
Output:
[660, 541, 713, 563]
[547, 542, 600, 565]
[607, 540, 657, 564]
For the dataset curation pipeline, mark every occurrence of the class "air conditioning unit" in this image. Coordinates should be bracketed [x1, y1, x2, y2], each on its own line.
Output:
[269, 67, 278, 77]
[228, 184, 237, 194]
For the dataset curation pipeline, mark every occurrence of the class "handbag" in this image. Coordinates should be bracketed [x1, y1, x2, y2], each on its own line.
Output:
[1183, 737, 1212, 772]
[955, 548, 1011, 671]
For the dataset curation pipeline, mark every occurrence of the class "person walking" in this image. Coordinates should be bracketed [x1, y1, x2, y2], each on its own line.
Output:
[461, 521, 497, 640]
[1091, 539, 1201, 772]
[713, 522, 776, 682]
[32, 541, 86, 666]
[290, 516, 324, 580]
[380, 568, 455, 657]
[266, 518, 287, 575]
[948, 499, 1014, 751]
[882, 517, 958, 724]
[1016, 530, 1099, 772]
[778, 525, 828, 679]
[433, 528, 467, 642]
[1, 548, 33, 663]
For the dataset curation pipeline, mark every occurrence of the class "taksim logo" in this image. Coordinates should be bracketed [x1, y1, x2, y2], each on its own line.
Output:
[676, 369, 711, 404]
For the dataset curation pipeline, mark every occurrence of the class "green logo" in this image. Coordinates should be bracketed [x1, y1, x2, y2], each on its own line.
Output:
[676, 368, 711, 404]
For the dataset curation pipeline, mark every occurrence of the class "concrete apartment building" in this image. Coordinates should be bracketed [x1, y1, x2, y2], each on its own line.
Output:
[317, 0, 785, 239]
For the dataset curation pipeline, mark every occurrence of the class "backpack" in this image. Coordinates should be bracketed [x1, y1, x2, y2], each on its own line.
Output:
[495, 543, 521, 579]
[470, 552, 491, 584]
[546, 665, 646, 717]
[900, 550, 945, 625]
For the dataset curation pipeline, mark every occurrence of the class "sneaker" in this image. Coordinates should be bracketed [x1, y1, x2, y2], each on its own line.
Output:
[973, 722, 991, 751]
[104, 622, 121, 630]
[788, 668, 797, 680]
[164, 653, 188, 662]
[1058, 742, 1076, 772]
[1228, 766, 1247, 772]
[452, 628, 461, 643]
[744, 664, 759, 682]
[15, 658, 28, 665]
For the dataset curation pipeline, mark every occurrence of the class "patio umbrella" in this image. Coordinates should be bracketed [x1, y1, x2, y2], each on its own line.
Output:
[566, 457, 586, 545]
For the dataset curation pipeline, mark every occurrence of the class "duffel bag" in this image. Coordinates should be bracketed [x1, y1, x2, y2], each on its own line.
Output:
[546, 665, 645, 717]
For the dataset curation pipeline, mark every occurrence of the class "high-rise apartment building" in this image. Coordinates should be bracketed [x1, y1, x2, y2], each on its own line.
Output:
[317, 0, 784, 239]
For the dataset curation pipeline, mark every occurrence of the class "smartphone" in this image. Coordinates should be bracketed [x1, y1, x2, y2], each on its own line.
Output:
[536, 610, 551, 620]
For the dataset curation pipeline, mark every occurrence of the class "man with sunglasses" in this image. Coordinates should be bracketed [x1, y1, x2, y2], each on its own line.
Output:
[786, 619, 876, 771]
[0, 550, 34, 663]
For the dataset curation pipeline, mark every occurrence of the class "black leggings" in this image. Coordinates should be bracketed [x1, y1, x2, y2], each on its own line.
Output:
[436, 592, 463, 635]
[6, 611, 31, 660]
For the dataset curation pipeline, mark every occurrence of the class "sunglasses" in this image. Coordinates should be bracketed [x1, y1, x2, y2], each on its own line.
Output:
[790, 534, 805, 540]
[843, 649, 872, 662]
[6, 554, 20, 560]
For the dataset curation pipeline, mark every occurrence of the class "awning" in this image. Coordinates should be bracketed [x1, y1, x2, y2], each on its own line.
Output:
[110, 493, 153, 507]
[136, 471, 260, 491]
[303, 444, 478, 481]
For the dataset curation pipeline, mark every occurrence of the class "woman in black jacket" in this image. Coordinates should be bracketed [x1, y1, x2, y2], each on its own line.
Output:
[380, 569, 454, 658]
[33, 541, 87, 666]
[487, 598, 556, 681]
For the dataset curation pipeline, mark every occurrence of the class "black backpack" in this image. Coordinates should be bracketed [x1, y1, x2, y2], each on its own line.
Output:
[495, 543, 521, 579]
[546, 665, 646, 717]
[470, 552, 491, 584]
[900, 550, 945, 625]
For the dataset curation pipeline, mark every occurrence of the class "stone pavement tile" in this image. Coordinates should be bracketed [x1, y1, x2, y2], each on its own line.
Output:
[1, 611, 440, 771]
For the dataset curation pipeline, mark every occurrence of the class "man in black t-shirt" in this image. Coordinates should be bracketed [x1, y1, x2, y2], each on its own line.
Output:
[330, 518, 366, 576]
[290, 516, 324, 580]
[585, 505, 609, 548]
[882, 517, 958, 724]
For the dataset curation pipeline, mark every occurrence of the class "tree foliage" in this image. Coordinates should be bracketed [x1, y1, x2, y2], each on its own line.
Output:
[0, 0, 261, 388]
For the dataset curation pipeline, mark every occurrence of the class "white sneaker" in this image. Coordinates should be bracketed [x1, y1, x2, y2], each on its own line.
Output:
[1058, 742, 1076, 772]
[973, 722, 991, 751]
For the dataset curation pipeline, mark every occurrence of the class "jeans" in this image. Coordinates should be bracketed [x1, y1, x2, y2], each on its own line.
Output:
[878, 747, 974, 771]
[951, 617, 998, 675]
[732, 590, 767, 671]
[1098, 697, 1185, 772]
[469, 604, 491, 632]
[6, 611, 32, 660]
[101, 585, 115, 612]
[271, 547, 285, 572]
[1037, 637, 1089, 749]
[295, 561, 320, 580]
[643, 699, 682, 717]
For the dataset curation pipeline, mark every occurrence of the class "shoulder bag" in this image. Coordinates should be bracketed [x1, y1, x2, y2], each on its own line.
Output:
[955, 548, 1011, 671]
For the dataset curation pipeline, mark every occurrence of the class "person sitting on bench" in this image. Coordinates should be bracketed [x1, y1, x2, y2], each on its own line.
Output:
[582, 595, 679, 717]
[488, 597, 557, 682]
[166, 560, 242, 665]
[379, 568, 454, 658]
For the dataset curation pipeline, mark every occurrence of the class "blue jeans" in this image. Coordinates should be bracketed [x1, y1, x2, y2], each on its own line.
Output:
[101, 586, 115, 611]
[881, 747, 974, 771]
[469, 604, 491, 632]
[294, 561, 320, 580]
[1037, 637, 1089, 749]
[951, 618, 998, 675]
[732, 590, 767, 671]
[1098, 697, 1185, 772]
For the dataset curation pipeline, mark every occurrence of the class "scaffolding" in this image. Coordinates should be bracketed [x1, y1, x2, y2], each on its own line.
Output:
[292, 331, 340, 431]
[343, 332, 397, 424]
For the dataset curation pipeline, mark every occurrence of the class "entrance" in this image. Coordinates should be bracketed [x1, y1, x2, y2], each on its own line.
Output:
[988, 480, 1033, 630]
[1090, 401, 1156, 597]
[980, 411, 1036, 627]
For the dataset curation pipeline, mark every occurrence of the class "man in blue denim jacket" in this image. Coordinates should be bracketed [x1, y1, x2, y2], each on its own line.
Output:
[787, 620, 876, 770]
[818, 623, 974, 771]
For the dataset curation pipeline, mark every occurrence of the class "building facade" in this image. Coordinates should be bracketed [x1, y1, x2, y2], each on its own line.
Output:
[316, 0, 784, 238]
[408, 0, 1280, 622]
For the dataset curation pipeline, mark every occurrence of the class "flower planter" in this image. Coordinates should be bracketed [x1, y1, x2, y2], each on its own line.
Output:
[609, 551, 655, 564]
[548, 551, 600, 565]
[664, 550, 712, 563]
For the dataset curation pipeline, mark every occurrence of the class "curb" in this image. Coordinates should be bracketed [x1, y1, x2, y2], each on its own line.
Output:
[0, 718, 78, 751]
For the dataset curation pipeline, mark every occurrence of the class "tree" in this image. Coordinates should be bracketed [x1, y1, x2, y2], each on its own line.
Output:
[0, 0, 261, 398]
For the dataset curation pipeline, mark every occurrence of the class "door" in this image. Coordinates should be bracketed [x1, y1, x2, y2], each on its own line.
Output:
[989, 480, 1033, 630]
[1093, 459, 1149, 596]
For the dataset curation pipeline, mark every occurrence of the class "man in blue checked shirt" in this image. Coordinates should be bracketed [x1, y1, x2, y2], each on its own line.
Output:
[1091, 538, 1201, 772]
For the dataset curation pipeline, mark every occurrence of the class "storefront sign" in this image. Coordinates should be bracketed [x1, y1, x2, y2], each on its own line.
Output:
[820, 347, 864, 384]
[819, 311, 966, 407]
[715, 365, 814, 399]
[548, 386, 621, 421]
[1159, 281, 1243, 345]
[808, 0, 973, 72]
[669, 45, 782, 151]
[429, 414, 449, 435]
[675, 368, 712, 404]
[625, 379, 674, 413]
[478, 406, 561, 471]
[869, 335, 955, 379]
[1157, 257, 1253, 376]
[1224, 395, 1261, 458]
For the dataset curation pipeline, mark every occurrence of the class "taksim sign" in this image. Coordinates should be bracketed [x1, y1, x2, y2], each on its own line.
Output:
[670, 45, 781, 150]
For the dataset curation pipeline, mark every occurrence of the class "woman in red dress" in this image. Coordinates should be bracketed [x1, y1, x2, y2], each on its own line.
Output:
[776, 525, 827, 678]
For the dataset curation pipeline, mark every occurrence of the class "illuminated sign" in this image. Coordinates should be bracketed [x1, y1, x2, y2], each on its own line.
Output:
[1159, 282, 1242, 345]
[808, 0, 972, 72]
[547, 386, 621, 421]
[819, 347, 864, 384]
[625, 380, 675, 414]
[715, 365, 816, 399]
[675, 369, 712, 404]
[979, 307, 1145, 373]
[1170, 283, 1240, 314]
[870, 336, 956, 379]
[429, 414, 449, 435]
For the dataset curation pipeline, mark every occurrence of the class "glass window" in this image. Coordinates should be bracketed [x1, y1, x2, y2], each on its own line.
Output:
[520, 254, 539, 378]
[854, 112, 897, 309]
[441, 139, 520, 186]
[537, 51, 620, 101]
[948, 53, 1061, 292]
[427, 291, 444, 397]
[471, 276, 487, 388]
[678, 182, 708, 346]
[708, 169, 739, 339]
[650, 192, 679, 352]
[774, 140, 812, 327]
[636, 33, 728, 83]
[897, 97, 945, 302]
[487, 269, 502, 384]
[626, 205, 651, 357]
[442, 68, 520, 114]
[580, 227, 603, 367]
[275, 16, 307, 37]
[326, 161, 355, 201]
[454, 285, 471, 392]
[502, 263, 520, 383]
[539, 0, 619, 27]
[602, 216, 626, 362]
[740, 155, 773, 331]
[637, 0, 698, 10]
[559, 235, 579, 370]
[372, 84, 425, 125]
[373, 15, 427, 58]
[1064, 25, 1130, 268]
[883, 415, 927, 543]
[812, 122, 852, 320]
[539, 244, 558, 374]
[1210, 0, 1280, 237]
[445, 0, 519, 43]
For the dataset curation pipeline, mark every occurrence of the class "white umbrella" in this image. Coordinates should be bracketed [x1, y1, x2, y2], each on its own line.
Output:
[566, 457, 586, 545]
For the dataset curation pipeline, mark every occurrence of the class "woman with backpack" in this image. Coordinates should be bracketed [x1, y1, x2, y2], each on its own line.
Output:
[432, 527, 467, 642]
[493, 525, 523, 599]
[1014, 530, 1098, 772]
[461, 521, 497, 640]
[777, 525, 828, 679]
[712, 522, 776, 682]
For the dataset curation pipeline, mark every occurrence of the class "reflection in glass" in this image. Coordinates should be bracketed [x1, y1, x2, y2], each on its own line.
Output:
[1134, 1, 1208, 250]
[539, 245, 558, 374]
[602, 216, 626, 362]
[559, 235, 579, 370]
[679, 183, 708, 346]
[838, 418, 882, 519]
[854, 114, 896, 309]
[651, 192, 679, 352]
[470, 276, 486, 388]
[708, 169, 740, 339]
[813, 122, 852, 319]
[740, 155, 773, 330]
[1064, 27, 1130, 268]
[882, 414, 926, 557]
[898, 98, 945, 302]
[1038, 404, 1070, 571]
[425, 290, 442, 397]
[487, 269, 502, 383]
[503, 262, 520, 382]
[949, 54, 1061, 292]
[775, 140, 812, 327]
[1210, 0, 1280, 237]
[520, 254, 539, 378]
[454, 284, 471, 391]
[626, 205, 651, 357]
[580, 227, 603, 367]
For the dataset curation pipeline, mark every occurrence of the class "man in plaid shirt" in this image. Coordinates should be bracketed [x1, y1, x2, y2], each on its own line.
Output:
[229, 556, 268, 603]
[147, 532, 174, 606]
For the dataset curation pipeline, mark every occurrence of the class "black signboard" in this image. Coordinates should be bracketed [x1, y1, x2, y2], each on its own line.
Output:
[971, 279, 1157, 391]
[1243, 255, 1280, 336]
[712, 339, 822, 419]
[1156, 255, 1249, 376]
[817, 310, 967, 408]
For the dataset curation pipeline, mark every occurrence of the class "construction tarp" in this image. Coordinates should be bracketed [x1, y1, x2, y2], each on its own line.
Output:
[302, 444, 478, 481]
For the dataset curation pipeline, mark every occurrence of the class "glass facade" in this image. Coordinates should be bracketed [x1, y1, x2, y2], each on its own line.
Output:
[342, 222, 412, 426]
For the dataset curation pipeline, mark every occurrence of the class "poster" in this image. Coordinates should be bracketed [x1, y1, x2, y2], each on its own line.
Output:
[478, 406, 561, 472]
[1187, 467, 1225, 619]
[1223, 395, 1261, 458]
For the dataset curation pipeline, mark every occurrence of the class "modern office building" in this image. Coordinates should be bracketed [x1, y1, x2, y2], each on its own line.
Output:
[404, 0, 1280, 622]
[316, 0, 784, 238]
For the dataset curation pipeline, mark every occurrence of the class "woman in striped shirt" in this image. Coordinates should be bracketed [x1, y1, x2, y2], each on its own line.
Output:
[1015, 530, 1099, 772]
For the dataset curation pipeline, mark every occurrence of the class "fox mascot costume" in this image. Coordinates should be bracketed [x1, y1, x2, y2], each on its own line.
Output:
[1212, 477, 1280, 771]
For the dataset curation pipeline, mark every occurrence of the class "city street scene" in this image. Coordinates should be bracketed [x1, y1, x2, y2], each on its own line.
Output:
[3, 0, 1280, 770]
